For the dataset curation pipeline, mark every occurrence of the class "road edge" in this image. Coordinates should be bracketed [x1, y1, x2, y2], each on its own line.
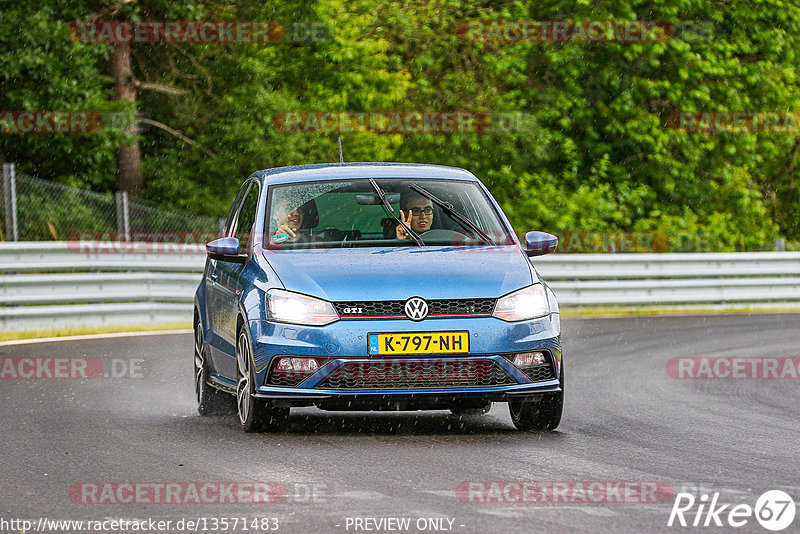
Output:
[0, 329, 192, 346]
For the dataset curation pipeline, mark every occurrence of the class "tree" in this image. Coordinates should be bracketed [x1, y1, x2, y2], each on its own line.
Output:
[2, 0, 798, 246]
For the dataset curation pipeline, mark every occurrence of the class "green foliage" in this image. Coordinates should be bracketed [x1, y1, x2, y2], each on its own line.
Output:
[0, 0, 121, 189]
[1, 0, 798, 248]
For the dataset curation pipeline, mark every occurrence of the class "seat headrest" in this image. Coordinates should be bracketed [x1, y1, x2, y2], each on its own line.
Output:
[300, 199, 319, 228]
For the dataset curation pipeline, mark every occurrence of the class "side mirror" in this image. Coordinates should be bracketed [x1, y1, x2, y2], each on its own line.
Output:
[524, 231, 558, 256]
[206, 237, 247, 263]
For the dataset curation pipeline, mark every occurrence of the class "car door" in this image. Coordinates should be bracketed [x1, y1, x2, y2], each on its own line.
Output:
[206, 181, 259, 379]
[209, 180, 259, 379]
[204, 184, 244, 361]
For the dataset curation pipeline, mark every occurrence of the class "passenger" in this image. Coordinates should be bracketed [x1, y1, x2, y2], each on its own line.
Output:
[395, 191, 435, 240]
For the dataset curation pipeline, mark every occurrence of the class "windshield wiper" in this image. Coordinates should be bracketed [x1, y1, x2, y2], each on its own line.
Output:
[410, 183, 492, 244]
[369, 178, 424, 246]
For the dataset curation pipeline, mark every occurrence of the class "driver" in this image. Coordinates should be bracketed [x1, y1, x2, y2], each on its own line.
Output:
[395, 191, 435, 240]
[271, 200, 306, 243]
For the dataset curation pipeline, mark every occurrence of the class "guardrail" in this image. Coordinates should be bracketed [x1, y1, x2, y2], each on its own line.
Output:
[0, 242, 205, 331]
[534, 252, 800, 306]
[1, 242, 799, 332]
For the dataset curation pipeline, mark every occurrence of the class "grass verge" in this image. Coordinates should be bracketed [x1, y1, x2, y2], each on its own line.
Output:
[0, 322, 191, 342]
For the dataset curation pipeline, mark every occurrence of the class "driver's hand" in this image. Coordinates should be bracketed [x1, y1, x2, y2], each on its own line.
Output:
[275, 223, 299, 242]
[395, 210, 413, 239]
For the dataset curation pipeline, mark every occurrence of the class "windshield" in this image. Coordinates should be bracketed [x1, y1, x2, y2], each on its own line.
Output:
[264, 178, 514, 249]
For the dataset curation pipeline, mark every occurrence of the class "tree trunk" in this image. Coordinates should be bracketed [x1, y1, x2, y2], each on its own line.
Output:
[109, 40, 143, 195]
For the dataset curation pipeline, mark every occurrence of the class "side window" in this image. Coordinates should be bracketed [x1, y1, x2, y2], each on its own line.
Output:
[224, 183, 249, 237]
[233, 183, 260, 254]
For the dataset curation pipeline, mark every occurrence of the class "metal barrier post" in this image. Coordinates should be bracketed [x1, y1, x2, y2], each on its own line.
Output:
[2, 163, 18, 241]
[115, 191, 130, 241]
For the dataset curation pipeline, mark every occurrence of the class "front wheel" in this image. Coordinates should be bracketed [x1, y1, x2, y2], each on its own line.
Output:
[508, 364, 564, 431]
[236, 327, 289, 432]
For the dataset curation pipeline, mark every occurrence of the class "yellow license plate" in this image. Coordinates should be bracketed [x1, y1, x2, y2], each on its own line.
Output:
[367, 331, 469, 355]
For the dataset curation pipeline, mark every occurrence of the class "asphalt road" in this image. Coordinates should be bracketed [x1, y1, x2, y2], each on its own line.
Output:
[1, 314, 799, 534]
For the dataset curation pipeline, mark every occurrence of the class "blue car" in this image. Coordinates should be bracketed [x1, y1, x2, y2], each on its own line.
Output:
[194, 163, 563, 432]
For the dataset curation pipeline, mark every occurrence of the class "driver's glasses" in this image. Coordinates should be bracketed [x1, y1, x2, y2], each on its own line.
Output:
[409, 207, 433, 216]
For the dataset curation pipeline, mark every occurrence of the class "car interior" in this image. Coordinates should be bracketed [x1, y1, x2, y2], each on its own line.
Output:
[267, 180, 498, 247]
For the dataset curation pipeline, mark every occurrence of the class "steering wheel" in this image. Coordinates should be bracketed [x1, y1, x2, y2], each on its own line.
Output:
[420, 228, 469, 242]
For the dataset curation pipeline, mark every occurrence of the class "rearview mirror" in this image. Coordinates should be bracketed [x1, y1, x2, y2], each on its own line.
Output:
[356, 192, 400, 205]
[206, 237, 247, 263]
[524, 231, 558, 256]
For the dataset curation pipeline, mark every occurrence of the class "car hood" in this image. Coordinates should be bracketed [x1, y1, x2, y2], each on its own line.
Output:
[262, 246, 536, 301]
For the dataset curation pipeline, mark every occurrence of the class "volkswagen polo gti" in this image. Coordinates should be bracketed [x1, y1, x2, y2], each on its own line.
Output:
[194, 163, 563, 432]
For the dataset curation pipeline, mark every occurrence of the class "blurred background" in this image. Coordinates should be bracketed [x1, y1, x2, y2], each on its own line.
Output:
[1, 0, 798, 251]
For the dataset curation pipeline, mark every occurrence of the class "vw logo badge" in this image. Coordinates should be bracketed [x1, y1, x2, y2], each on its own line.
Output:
[404, 297, 428, 321]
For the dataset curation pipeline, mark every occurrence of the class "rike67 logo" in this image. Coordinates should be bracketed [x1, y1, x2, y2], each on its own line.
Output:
[668, 490, 795, 531]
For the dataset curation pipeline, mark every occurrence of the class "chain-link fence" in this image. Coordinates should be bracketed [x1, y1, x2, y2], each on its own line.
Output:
[1, 163, 222, 241]
[125, 193, 222, 235]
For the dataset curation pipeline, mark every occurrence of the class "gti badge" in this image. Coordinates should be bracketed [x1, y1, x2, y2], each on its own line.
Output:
[404, 297, 428, 321]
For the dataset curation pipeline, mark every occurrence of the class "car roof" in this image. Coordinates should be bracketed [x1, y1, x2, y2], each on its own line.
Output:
[252, 162, 479, 185]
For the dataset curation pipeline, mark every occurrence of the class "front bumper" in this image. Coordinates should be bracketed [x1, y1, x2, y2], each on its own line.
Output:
[244, 314, 562, 404]
[254, 355, 560, 400]
[254, 382, 561, 402]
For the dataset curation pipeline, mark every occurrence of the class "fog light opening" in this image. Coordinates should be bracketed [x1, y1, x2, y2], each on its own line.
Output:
[273, 356, 321, 378]
[512, 351, 547, 367]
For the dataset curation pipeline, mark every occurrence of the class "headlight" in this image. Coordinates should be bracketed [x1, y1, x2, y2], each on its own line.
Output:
[492, 284, 549, 321]
[266, 289, 339, 326]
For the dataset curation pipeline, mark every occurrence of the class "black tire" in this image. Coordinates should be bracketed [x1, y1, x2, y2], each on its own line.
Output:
[450, 402, 492, 416]
[194, 317, 229, 415]
[235, 326, 289, 432]
[508, 364, 564, 431]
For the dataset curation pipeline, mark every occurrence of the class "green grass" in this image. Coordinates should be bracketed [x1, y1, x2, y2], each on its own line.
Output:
[0, 322, 191, 342]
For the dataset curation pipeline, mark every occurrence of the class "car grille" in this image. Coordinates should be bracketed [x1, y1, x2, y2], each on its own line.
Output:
[333, 298, 496, 319]
[316, 359, 516, 390]
[521, 364, 556, 382]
